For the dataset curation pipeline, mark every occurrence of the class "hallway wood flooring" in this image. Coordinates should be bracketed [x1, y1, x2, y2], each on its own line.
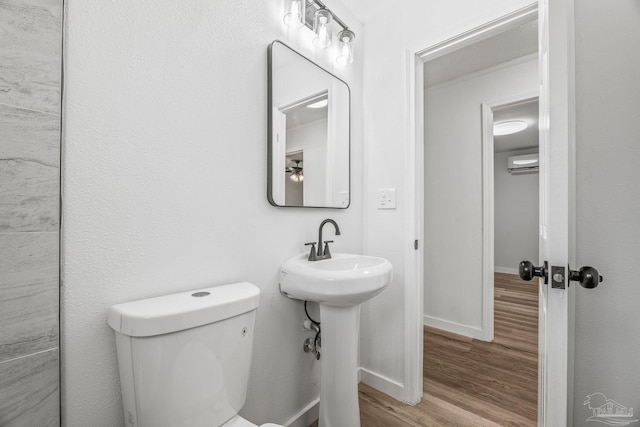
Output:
[313, 272, 538, 426]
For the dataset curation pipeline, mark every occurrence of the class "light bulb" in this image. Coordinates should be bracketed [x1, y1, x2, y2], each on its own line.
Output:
[290, 172, 304, 182]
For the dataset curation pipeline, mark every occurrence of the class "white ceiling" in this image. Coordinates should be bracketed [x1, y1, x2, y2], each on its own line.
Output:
[332, 0, 392, 24]
[493, 99, 539, 153]
[286, 104, 327, 129]
[424, 20, 538, 88]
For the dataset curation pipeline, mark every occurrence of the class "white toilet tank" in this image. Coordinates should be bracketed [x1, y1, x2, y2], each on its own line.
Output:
[108, 282, 260, 427]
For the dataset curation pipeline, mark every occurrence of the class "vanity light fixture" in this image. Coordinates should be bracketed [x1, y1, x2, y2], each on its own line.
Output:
[284, 0, 305, 29]
[283, 0, 356, 64]
[493, 120, 528, 136]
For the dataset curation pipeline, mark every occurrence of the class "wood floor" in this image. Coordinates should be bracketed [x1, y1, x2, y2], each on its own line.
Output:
[314, 272, 539, 426]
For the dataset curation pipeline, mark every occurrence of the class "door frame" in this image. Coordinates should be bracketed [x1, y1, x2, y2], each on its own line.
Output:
[481, 91, 539, 343]
[403, 0, 540, 406]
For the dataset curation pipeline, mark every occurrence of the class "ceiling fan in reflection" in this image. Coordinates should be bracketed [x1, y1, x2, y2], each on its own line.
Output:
[285, 160, 304, 182]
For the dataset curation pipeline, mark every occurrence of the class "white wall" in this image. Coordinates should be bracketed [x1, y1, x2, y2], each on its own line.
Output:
[494, 148, 539, 273]
[61, 1, 363, 425]
[359, 0, 536, 399]
[573, 0, 640, 424]
[422, 58, 537, 338]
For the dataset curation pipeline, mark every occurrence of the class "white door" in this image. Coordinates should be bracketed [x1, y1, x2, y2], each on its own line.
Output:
[536, 0, 573, 424]
[272, 108, 287, 205]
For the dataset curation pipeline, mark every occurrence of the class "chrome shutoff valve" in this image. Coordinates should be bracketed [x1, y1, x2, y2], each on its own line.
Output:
[303, 337, 321, 360]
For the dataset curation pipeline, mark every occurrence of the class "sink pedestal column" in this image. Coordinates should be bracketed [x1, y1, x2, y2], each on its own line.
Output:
[318, 304, 361, 427]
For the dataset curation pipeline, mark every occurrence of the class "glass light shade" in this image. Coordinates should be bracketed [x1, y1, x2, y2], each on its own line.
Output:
[493, 120, 528, 136]
[290, 172, 304, 182]
[336, 29, 355, 65]
[284, 0, 305, 29]
[313, 9, 332, 48]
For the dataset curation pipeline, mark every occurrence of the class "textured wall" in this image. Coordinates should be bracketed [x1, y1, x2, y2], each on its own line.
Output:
[573, 0, 640, 424]
[0, 0, 62, 425]
[61, 0, 363, 425]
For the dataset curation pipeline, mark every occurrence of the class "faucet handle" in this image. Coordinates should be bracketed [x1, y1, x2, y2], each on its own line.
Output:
[322, 240, 334, 257]
[305, 242, 318, 261]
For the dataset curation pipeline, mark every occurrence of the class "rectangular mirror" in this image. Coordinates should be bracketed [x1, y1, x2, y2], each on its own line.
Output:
[268, 40, 350, 208]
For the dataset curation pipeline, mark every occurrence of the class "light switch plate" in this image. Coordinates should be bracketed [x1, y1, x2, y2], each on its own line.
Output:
[377, 188, 396, 209]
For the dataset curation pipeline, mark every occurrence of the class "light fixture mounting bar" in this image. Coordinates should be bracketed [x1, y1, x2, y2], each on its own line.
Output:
[305, 0, 350, 32]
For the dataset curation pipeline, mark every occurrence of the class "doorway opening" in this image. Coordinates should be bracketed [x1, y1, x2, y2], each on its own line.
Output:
[420, 14, 540, 424]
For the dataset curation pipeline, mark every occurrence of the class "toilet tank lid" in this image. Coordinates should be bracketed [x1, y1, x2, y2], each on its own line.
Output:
[107, 282, 260, 337]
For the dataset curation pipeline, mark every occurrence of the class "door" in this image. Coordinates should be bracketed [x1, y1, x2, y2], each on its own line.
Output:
[271, 108, 287, 205]
[537, 0, 572, 424]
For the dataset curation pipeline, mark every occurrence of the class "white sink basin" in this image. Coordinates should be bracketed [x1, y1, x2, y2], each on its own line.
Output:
[279, 253, 393, 307]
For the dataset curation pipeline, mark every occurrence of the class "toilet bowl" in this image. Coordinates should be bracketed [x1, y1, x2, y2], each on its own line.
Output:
[108, 282, 285, 427]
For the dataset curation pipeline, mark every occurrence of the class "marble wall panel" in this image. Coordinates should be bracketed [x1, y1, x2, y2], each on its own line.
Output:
[0, 349, 59, 427]
[0, 104, 60, 167]
[0, 0, 62, 424]
[0, 0, 62, 114]
[0, 158, 59, 231]
[0, 232, 58, 363]
[0, 103, 60, 232]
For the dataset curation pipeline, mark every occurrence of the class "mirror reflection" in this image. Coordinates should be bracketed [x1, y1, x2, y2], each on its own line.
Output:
[268, 40, 350, 208]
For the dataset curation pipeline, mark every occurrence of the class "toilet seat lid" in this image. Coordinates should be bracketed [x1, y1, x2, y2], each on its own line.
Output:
[221, 415, 284, 427]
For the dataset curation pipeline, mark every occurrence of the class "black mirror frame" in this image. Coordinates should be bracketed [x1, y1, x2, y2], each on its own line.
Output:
[267, 40, 351, 209]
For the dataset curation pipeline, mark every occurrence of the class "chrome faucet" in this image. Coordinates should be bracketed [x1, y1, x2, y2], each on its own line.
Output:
[305, 219, 341, 261]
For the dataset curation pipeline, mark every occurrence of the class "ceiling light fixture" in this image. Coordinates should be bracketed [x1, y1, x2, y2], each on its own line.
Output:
[287, 160, 304, 182]
[283, 0, 355, 64]
[493, 120, 528, 136]
[307, 99, 328, 109]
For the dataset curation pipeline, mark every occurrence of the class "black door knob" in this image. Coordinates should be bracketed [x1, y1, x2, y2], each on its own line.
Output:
[519, 260, 549, 284]
[569, 266, 603, 289]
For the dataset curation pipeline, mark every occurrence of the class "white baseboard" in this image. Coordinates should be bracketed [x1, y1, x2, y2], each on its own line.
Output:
[284, 398, 319, 427]
[359, 367, 405, 402]
[494, 266, 519, 275]
[423, 314, 485, 340]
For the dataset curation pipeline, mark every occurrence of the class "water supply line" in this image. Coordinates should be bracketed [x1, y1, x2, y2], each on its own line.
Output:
[303, 301, 321, 360]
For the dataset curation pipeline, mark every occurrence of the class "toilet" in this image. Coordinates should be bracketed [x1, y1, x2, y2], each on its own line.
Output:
[108, 282, 284, 427]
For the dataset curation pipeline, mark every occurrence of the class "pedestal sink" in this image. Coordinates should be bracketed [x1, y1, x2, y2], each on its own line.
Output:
[280, 253, 393, 427]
